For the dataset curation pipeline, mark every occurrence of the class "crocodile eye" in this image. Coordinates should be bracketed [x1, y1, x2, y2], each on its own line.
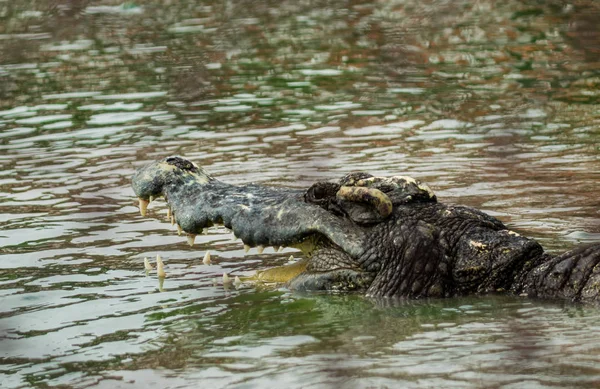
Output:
[305, 182, 341, 205]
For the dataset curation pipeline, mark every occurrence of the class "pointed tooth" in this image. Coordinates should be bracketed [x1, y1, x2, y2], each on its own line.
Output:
[171, 215, 175, 226]
[157, 263, 166, 278]
[167, 207, 172, 218]
[156, 254, 166, 277]
[177, 224, 182, 235]
[278, 246, 283, 252]
[203, 251, 211, 265]
[234, 276, 242, 286]
[257, 245, 264, 254]
[222, 273, 231, 284]
[138, 198, 149, 216]
[288, 255, 295, 262]
[203, 228, 208, 235]
[149, 195, 155, 202]
[244, 244, 251, 253]
[143, 257, 153, 270]
[187, 234, 196, 247]
[273, 245, 280, 252]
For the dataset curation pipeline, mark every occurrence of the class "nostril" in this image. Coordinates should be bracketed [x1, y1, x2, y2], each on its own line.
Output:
[165, 156, 197, 172]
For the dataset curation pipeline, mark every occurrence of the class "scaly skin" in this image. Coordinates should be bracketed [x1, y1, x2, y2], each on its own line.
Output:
[132, 156, 600, 303]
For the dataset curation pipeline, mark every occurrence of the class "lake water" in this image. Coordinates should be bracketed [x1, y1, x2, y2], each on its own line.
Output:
[1, 1, 600, 388]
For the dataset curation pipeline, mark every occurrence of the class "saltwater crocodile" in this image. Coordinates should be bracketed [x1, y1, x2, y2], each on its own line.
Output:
[132, 156, 600, 302]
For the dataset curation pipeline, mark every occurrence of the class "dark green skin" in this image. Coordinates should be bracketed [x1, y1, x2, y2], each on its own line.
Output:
[132, 156, 600, 302]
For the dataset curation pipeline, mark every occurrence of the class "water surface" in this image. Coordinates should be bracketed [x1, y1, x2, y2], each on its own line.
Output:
[1, 1, 600, 388]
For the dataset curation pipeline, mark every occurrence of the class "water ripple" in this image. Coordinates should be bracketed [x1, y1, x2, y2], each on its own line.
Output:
[1, 0, 600, 388]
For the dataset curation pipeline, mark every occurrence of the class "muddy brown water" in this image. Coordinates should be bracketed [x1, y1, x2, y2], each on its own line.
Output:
[1, 1, 600, 388]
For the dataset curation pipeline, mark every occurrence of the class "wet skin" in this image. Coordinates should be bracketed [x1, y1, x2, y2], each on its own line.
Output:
[132, 156, 600, 302]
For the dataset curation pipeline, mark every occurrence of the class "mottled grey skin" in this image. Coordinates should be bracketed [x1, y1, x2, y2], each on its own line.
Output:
[132, 156, 600, 302]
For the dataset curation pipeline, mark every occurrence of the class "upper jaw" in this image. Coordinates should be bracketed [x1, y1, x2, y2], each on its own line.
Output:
[131, 157, 368, 259]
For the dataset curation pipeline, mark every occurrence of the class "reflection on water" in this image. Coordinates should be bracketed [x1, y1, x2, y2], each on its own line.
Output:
[1, 0, 599, 388]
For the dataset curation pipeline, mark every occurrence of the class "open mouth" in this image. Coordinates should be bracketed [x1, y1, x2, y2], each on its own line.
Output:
[138, 195, 329, 285]
[132, 156, 436, 293]
[131, 156, 365, 286]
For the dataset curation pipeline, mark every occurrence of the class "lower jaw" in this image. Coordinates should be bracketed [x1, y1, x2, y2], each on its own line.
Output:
[254, 259, 309, 283]
[287, 269, 374, 293]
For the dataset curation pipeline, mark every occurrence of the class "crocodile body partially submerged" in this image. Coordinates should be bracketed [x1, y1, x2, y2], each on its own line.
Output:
[132, 156, 600, 302]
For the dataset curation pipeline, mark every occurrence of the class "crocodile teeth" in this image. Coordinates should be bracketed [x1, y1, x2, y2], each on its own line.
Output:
[177, 224, 182, 235]
[244, 244, 251, 253]
[278, 246, 284, 253]
[223, 273, 231, 284]
[170, 215, 175, 226]
[156, 254, 166, 278]
[167, 207, 172, 218]
[203, 251, 211, 265]
[234, 276, 242, 286]
[149, 195, 155, 202]
[288, 255, 295, 262]
[273, 246, 280, 252]
[143, 257, 153, 270]
[138, 198, 149, 216]
[257, 245, 264, 254]
[187, 234, 196, 247]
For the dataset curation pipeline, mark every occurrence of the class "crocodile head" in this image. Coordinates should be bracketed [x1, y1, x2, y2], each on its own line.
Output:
[132, 156, 453, 296]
